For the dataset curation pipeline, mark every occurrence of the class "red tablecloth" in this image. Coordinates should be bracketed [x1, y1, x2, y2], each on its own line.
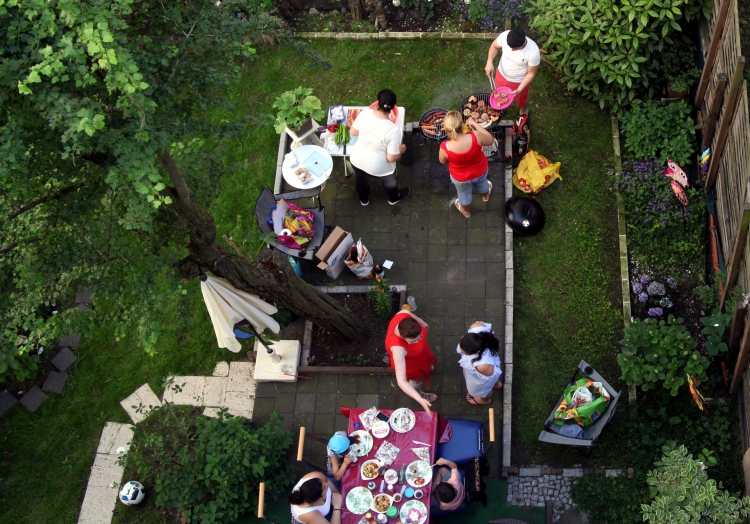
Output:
[341, 407, 438, 524]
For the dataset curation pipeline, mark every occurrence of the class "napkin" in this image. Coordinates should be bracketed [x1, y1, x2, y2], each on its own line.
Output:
[411, 447, 429, 462]
[359, 407, 378, 431]
[375, 440, 401, 466]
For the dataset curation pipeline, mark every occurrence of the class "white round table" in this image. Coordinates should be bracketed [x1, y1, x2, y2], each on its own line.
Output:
[282, 145, 333, 190]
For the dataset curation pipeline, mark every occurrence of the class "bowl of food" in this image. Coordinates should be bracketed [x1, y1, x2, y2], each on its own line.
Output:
[360, 460, 381, 481]
[383, 469, 399, 485]
[371, 493, 393, 514]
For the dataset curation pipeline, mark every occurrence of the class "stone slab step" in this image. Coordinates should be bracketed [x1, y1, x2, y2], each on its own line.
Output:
[120, 383, 161, 424]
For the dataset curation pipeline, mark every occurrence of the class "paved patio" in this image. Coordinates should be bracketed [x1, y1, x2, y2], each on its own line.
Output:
[254, 128, 507, 477]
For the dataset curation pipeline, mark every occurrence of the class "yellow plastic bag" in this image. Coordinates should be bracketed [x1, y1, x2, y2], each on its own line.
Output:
[513, 150, 562, 194]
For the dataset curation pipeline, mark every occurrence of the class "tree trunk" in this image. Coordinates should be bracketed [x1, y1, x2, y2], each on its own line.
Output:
[349, 0, 364, 20]
[160, 151, 369, 342]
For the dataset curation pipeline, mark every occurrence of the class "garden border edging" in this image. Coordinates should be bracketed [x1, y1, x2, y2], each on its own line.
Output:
[293, 31, 498, 41]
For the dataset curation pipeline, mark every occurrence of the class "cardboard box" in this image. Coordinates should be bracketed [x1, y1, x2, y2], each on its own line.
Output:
[316, 226, 354, 279]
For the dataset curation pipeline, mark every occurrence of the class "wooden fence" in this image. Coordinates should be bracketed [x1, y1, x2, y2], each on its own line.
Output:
[697, 0, 750, 493]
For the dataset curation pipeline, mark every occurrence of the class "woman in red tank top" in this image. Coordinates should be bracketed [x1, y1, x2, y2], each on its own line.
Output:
[385, 310, 438, 417]
[439, 111, 496, 218]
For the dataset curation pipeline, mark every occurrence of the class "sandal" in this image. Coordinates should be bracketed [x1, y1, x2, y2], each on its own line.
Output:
[465, 392, 490, 405]
[420, 391, 438, 403]
[483, 181, 493, 202]
[455, 199, 471, 218]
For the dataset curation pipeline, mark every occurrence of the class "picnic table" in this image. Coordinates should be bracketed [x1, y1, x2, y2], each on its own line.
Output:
[340, 407, 438, 524]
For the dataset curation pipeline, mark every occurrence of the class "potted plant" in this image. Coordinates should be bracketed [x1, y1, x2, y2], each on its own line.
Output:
[273, 87, 326, 146]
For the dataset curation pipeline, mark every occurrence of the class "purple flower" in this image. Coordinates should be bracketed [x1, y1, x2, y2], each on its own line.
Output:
[639, 292, 649, 302]
[648, 307, 664, 317]
[633, 282, 643, 293]
[640, 275, 650, 285]
[667, 278, 677, 288]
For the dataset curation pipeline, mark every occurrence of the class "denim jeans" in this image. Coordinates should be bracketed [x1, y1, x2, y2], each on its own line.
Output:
[450, 170, 490, 206]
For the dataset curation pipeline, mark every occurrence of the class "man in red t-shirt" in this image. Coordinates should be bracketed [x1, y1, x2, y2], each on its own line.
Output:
[385, 309, 438, 417]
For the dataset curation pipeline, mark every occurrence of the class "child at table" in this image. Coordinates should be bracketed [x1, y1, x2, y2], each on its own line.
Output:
[327, 432, 356, 485]
[432, 457, 465, 511]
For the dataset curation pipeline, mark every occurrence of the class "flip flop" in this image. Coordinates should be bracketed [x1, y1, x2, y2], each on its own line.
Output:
[420, 391, 438, 402]
[483, 181, 493, 202]
[455, 199, 471, 218]
[465, 392, 489, 405]
[493, 382, 504, 390]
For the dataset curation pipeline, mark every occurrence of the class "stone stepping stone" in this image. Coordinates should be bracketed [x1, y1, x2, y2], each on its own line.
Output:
[75, 288, 93, 303]
[51, 347, 78, 372]
[212, 361, 229, 377]
[78, 303, 92, 313]
[42, 371, 67, 394]
[0, 390, 19, 417]
[58, 333, 82, 348]
[78, 454, 122, 523]
[120, 384, 161, 424]
[162, 376, 228, 408]
[19, 386, 47, 413]
[96, 422, 134, 455]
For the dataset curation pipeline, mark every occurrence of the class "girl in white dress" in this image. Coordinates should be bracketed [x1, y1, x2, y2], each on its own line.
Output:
[456, 321, 502, 405]
[288, 472, 342, 524]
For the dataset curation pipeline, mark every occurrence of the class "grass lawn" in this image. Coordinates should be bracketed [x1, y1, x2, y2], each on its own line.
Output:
[0, 39, 625, 523]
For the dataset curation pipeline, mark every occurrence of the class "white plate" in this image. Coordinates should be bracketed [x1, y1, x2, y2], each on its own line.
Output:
[383, 468, 398, 485]
[389, 408, 416, 433]
[371, 493, 393, 514]
[346, 486, 374, 515]
[400, 500, 428, 524]
[372, 420, 390, 439]
[405, 460, 432, 488]
[349, 430, 374, 457]
[360, 459, 381, 481]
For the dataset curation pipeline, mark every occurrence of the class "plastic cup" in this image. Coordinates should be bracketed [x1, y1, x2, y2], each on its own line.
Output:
[404, 488, 414, 498]
[414, 489, 423, 499]
[393, 494, 402, 503]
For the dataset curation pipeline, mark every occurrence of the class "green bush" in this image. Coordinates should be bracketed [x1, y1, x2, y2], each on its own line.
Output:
[620, 100, 698, 166]
[642, 445, 750, 523]
[618, 315, 709, 396]
[119, 407, 295, 524]
[571, 473, 649, 524]
[396, 0, 442, 19]
[615, 158, 705, 269]
[527, 0, 711, 113]
[0, 344, 39, 383]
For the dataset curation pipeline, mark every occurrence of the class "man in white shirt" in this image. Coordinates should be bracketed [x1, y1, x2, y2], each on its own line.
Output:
[485, 28, 540, 116]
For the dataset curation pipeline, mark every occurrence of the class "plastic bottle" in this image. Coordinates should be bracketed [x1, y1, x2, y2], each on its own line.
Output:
[406, 296, 417, 312]
[398, 465, 406, 485]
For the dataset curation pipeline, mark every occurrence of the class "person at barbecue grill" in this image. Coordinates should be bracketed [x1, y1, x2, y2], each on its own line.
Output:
[439, 111, 495, 219]
[349, 89, 410, 206]
[484, 28, 540, 117]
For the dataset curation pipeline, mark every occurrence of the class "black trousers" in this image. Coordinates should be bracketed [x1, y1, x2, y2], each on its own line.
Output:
[352, 164, 399, 203]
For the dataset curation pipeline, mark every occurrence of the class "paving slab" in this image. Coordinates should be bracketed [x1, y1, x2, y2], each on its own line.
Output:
[212, 361, 229, 377]
[77, 454, 123, 524]
[163, 376, 207, 406]
[227, 361, 257, 394]
[120, 383, 161, 424]
[51, 347, 78, 372]
[19, 385, 47, 413]
[0, 390, 19, 417]
[59, 333, 82, 347]
[42, 371, 67, 394]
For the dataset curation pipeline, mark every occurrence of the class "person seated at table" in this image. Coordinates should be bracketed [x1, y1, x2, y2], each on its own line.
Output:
[431, 457, 465, 511]
[385, 308, 439, 417]
[288, 472, 342, 524]
[349, 89, 410, 206]
[457, 321, 502, 405]
[327, 431, 355, 483]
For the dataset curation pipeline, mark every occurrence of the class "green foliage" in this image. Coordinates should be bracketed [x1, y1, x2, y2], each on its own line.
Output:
[527, 0, 711, 113]
[701, 310, 731, 357]
[396, 0, 442, 19]
[366, 276, 394, 318]
[0, 345, 39, 382]
[272, 87, 326, 134]
[618, 316, 709, 395]
[571, 472, 649, 524]
[659, 38, 701, 94]
[616, 158, 705, 269]
[120, 408, 295, 524]
[620, 100, 699, 166]
[642, 445, 750, 523]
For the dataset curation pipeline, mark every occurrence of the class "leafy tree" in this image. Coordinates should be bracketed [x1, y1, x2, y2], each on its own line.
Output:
[0, 0, 365, 377]
[642, 445, 750, 523]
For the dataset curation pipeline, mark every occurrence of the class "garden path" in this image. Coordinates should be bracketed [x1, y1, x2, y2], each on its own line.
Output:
[254, 128, 509, 478]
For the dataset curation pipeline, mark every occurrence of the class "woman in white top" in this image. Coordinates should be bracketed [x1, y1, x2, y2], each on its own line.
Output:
[456, 321, 502, 405]
[288, 472, 342, 524]
[349, 89, 409, 206]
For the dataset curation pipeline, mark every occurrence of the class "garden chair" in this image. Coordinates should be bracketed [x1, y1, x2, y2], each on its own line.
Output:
[296, 427, 330, 473]
[537, 359, 621, 449]
[258, 482, 292, 524]
[436, 408, 496, 465]
[254, 185, 328, 262]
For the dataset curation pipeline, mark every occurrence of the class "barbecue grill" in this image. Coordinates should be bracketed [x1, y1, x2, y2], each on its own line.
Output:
[418, 107, 448, 141]
[461, 93, 506, 160]
[460, 93, 503, 130]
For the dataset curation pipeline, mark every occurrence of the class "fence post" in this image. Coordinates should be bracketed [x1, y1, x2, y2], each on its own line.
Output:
[720, 182, 750, 310]
[728, 300, 746, 364]
[695, 0, 733, 108]
[731, 321, 750, 394]
[705, 56, 745, 188]
[701, 73, 728, 151]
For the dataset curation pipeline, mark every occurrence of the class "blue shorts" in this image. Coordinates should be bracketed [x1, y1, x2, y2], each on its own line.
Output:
[450, 171, 490, 206]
